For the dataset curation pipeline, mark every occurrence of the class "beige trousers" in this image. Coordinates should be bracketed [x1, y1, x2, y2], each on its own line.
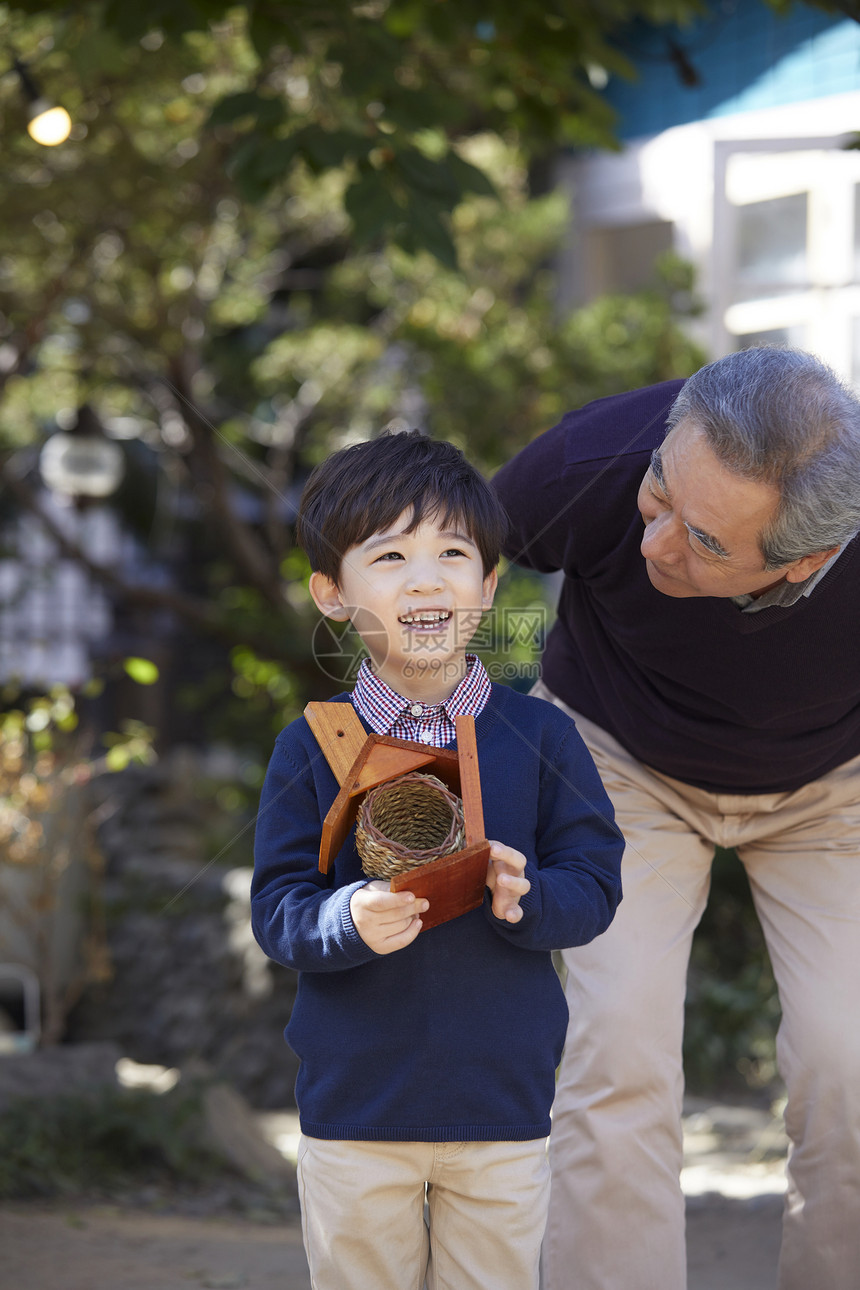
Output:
[297, 1135, 550, 1290]
[534, 682, 860, 1290]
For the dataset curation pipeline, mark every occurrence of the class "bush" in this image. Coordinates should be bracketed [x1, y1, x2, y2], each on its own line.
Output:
[0, 1084, 232, 1199]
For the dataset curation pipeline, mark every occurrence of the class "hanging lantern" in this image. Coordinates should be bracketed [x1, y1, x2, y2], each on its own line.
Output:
[39, 405, 125, 499]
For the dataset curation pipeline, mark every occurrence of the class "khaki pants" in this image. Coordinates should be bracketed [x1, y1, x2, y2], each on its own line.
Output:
[534, 682, 860, 1290]
[297, 1135, 550, 1290]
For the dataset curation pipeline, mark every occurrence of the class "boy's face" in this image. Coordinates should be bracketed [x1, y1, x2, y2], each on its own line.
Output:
[309, 509, 497, 703]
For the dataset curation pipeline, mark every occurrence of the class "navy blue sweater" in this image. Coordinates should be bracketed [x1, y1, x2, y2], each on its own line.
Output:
[494, 382, 860, 795]
[251, 684, 622, 1142]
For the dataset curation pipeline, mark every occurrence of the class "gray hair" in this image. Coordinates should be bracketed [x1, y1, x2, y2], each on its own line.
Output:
[667, 346, 860, 568]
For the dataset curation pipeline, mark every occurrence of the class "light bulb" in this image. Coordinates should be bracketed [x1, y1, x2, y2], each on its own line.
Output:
[27, 103, 72, 147]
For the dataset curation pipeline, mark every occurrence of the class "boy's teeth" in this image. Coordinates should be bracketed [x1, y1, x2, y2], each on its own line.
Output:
[400, 611, 450, 623]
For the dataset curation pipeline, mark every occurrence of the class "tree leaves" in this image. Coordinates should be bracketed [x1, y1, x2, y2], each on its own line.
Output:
[343, 173, 405, 245]
[223, 126, 372, 201]
[0, 2, 708, 747]
[207, 91, 285, 130]
[11, 0, 782, 265]
[100, 0, 221, 41]
[123, 658, 160, 685]
[340, 146, 494, 268]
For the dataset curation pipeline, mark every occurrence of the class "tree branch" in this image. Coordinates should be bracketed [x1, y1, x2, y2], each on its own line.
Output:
[0, 464, 302, 658]
[166, 356, 290, 612]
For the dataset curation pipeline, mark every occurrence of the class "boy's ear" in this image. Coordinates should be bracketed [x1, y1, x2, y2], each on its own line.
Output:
[481, 568, 498, 611]
[309, 571, 351, 621]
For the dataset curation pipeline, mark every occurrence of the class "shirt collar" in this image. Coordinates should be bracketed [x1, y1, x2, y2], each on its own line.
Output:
[732, 541, 847, 613]
[352, 654, 491, 736]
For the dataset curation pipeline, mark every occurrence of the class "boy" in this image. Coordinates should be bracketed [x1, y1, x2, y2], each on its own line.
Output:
[251, 429, 623, 1290]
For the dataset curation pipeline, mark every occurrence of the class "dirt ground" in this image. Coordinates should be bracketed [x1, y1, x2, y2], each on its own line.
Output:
[0, 1193, 785, 1290]
[0, 1098, 787, 1290]
[0, 1203, 310, 1290]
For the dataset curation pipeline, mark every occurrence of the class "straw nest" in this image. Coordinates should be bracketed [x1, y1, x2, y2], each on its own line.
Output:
[355, 772, 465, 879]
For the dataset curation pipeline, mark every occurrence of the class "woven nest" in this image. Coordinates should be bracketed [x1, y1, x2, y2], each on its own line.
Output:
[355, 772, 465, 879]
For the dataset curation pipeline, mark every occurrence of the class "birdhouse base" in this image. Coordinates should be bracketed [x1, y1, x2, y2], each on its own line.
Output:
[389, 841, 490, 930]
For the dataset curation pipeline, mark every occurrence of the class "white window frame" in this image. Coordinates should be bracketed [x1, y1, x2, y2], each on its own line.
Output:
[711, 133, 860, 375]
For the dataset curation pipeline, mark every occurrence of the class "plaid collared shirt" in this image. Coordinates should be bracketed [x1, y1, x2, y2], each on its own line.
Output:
[351, 654, 491, 748]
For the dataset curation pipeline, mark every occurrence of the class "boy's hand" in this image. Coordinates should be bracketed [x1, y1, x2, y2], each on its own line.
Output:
[350, 881, 429, 954]
[486, 841, 531, 924]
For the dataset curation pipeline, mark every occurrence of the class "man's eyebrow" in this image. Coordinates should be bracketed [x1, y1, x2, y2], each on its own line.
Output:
[684, 524, 730, 558]
[649, 448, 730, 558]
[649, 449, 667, 492]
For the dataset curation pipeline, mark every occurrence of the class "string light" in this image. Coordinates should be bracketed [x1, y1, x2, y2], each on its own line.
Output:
[27, 102, 72, 146]
[13, 56, 72, 147]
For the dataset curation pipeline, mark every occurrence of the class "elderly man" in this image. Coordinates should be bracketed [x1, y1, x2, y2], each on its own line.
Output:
[493, 346, 860, 1290]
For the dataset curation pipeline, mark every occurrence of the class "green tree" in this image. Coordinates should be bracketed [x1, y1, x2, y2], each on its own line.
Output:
[0, 1, 712, 742]
[1, 0, 819, 1087]
[0, 1, 718, 263]
[7, 1, 842, 263]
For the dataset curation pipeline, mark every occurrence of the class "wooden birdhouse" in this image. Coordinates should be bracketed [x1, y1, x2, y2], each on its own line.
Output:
[304, 702, 490, 931]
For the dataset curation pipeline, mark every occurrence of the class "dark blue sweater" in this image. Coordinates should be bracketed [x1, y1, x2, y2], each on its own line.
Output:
[251, 684, 622, 1142]
[494, 382, 860, 795]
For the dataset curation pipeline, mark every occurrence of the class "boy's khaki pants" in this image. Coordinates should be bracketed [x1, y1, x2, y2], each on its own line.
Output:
[535, 682, 860, 1290]
[297, 1135, 549, 1290]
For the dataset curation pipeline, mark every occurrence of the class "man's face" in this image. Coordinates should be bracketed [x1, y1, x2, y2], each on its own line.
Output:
[636, 420, 792, 599]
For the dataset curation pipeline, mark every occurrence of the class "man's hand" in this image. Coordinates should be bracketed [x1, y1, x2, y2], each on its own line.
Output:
[350, 881, 429, 954]
[486, 841, 530, 924]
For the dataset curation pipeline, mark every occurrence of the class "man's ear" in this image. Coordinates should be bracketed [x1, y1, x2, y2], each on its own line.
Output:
[481, 568, 498, 611]
[309, 571, 351, 621]
[784, 545, 841, 583]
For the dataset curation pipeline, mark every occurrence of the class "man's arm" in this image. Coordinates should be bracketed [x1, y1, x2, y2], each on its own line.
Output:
[493, 381, 684, 575]
[493, 419, 572, 574]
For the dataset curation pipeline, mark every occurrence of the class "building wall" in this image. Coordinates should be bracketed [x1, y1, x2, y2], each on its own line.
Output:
[605, 6, 858, 138]
[558, 8, 860, 378]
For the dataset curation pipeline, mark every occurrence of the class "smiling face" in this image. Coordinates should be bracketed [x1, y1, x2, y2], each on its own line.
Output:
[309, 509, 497, 703]
[637, 420, 834, 599]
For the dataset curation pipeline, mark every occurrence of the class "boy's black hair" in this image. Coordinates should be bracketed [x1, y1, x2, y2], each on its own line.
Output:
[296, 429, 509, 581]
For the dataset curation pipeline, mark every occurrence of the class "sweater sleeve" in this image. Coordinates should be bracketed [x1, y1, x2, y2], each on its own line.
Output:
[493, 420, 574, 575]
[250, 730, 379, 973]
[493, 382, 684, 578]
[484, 722, 623, 953]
